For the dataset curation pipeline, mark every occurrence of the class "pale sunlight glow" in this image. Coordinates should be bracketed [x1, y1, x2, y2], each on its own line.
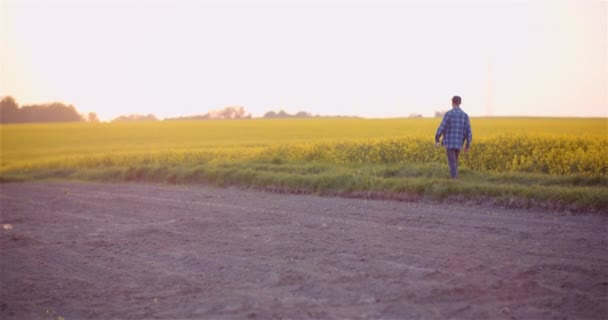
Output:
[1, 0, 606, 120]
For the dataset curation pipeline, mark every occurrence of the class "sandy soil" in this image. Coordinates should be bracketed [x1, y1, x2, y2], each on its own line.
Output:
[0, 182, 607, 319]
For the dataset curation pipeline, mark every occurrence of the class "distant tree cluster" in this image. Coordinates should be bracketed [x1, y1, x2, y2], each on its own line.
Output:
[207, 106, 251, 119]
[0, 96, 91, 124]
[167, 106, 251, 120]
[111, 114, 158, 122]
[87, 112, 100, 123]
[1, 94, 369, 124]
[262, 110, 360, 119]
[434, 110, 448, 118]
[263, 110, 316, 119]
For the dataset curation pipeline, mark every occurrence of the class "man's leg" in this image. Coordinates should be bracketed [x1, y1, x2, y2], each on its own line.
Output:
[446, 149, 460, 178]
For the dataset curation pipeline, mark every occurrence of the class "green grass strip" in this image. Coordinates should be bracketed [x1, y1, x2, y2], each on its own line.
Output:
[2, 160, 606, 214]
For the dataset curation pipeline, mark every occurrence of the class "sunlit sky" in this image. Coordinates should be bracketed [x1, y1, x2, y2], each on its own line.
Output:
[1, 0, 606, 120]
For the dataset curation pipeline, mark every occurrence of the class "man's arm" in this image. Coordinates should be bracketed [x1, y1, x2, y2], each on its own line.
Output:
[435, 113, 449, 146]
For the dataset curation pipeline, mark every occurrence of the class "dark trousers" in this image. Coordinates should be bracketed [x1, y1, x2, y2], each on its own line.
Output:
[446, 149, 461, 179]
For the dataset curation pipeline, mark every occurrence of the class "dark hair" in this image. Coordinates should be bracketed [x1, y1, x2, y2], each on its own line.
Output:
[452, 96, 462, 105]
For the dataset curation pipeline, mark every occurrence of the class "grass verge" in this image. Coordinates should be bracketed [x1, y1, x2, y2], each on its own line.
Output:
[2, 160, 607, 214]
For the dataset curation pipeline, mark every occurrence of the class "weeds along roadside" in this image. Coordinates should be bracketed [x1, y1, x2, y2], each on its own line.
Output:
[1, 148, 607, 213]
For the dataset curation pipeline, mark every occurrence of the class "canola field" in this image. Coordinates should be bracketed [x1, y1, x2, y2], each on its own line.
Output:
[1, 117, 606, 175]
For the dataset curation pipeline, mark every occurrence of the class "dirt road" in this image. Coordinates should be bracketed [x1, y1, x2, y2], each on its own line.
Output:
[1, 182, 607, 319]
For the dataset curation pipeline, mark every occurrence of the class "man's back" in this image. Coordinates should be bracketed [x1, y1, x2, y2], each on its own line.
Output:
[436, 107, 472, 150]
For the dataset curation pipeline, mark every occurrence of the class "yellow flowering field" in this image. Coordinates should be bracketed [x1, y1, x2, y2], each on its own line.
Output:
[1, 117, 606, 175]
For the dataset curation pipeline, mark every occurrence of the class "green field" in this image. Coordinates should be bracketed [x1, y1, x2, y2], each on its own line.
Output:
[1, 117, 607, 212]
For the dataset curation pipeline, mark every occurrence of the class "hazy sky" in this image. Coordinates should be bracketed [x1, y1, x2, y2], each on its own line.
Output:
[1, 0, 606, 120]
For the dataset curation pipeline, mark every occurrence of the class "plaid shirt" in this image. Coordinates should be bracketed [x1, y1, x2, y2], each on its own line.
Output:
[435, 107, 472, 150]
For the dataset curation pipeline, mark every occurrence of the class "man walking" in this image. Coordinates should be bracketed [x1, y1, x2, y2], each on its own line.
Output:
[435, 96, 472, 179]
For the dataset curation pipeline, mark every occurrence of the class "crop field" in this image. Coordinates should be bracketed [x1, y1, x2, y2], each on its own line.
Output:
[1, 117, 607, 212]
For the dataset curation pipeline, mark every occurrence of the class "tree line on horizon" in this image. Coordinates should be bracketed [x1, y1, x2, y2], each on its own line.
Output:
[0, 96, 99, 124]
[1, 95, 445, 124]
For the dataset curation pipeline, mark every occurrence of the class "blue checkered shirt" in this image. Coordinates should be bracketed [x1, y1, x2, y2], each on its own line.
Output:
[435, 107, 472, 150]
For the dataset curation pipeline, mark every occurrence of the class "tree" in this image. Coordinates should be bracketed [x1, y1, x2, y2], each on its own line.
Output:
[263, 109, 316, 119]
[263, 111, 278, 118]
[20, 103, 84, 122]
[87, 112, 100, 123]
[166, 106, 252, 121]
[434, 110, 447, 118]
[208, 106, 250, 119]
[295, 111, 313, 118]
[0, 96, 19, 123]
[0, 96, 85, 123]
[112, 114, 158, 122]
